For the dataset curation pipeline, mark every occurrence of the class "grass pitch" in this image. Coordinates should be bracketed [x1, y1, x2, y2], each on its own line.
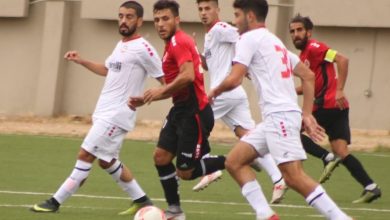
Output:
[0, 134, 389, 220]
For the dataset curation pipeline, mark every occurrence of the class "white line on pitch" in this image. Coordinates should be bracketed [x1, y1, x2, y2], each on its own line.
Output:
[0, 190, 389, 213]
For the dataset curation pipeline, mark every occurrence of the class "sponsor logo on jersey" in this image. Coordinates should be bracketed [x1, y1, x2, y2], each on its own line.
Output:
[109, 62, 122, 72]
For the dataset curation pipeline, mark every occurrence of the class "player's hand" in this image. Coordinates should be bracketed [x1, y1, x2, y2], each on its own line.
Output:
[335, 90, 347, 110]
[208, 89, 218, 105]
[64, 51, 82, 64]
[144, 87, 164, 104]
[128, 96, 145, 110]
[302, 114, 325, 142]
[245, 72, 252, 80]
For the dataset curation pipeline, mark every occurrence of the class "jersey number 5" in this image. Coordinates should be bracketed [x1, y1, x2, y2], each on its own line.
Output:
[275, 45, 292, 78]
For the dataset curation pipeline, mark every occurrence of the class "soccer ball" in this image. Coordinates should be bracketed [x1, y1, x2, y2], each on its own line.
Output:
[134, 206, 166, 220]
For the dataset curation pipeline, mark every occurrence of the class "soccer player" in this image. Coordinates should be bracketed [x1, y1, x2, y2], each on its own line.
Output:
[193, 0, 287, 204]
[209, 0, 354, 219]
[289, 14, 382, 203]
[128, 1, 225, 219]
[31, 1, 163, 215]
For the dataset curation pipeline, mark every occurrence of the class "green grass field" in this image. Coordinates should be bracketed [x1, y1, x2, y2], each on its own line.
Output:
[0, 134, 389, 220]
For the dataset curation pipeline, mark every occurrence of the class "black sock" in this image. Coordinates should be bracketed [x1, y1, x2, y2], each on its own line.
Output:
[49, 197, 60, 207]
[190, 155, 225, 180]
[134, 195, 150, 204]
[342, 154, 374, 187]
[301, 134, 330, 164]
[155, 163, 180, 206]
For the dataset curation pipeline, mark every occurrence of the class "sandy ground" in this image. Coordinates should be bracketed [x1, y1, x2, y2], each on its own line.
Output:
[0, 115, 389, 152]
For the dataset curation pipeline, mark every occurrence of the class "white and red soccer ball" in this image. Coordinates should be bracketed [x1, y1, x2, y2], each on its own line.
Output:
[134, 206, 166, 220]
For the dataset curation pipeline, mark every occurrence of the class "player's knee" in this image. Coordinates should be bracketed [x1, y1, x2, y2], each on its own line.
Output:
[153, 148, 172, 165]
[77, 148, 95, 162]
[176, 169, 192, 180]
[225, 155, 239, 173]
[282, 170, 303, 189]
[332, 147, 349, 159]
[98, 159, 114, 169]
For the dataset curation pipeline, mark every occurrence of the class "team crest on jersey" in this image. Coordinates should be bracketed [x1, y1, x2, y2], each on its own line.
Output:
[120, 45, 128, 53]
[109, 62, 122, 72]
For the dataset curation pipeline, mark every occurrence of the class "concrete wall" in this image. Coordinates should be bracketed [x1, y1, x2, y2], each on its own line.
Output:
[0, 0, 389, 130]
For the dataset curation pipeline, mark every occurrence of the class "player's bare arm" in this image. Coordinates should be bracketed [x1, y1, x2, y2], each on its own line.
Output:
[293, 62, 325, 142]
[334, 52, 349, 110]
[144, 61, 195, 104]
[295, 85, 303, 95]
[209, 63, 247, 101]
[64, 51, 108, 76]
[128, 77, 165, 110]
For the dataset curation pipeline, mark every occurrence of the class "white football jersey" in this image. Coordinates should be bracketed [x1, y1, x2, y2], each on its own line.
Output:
[204, 21, 246, 99]
[233, 28, 301, 118]
[93, 37, 163, 131]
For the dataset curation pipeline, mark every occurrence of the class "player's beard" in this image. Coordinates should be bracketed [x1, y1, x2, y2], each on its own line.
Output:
[119, 24, 137, 37]
[164, 26, 177, 41]
[293, 35, 308, 50]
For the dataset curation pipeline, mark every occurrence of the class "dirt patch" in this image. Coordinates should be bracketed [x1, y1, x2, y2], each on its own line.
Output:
[0, 115, 389, 152]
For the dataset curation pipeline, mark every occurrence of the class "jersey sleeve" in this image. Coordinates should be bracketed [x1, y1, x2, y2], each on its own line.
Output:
[104, 55, 111, 69]
[215, 23, 239, 43]
[171, 37, 194, 67]
[139, 45, 164, 78]
[232, 34, 256, 67]
[288, 50, 300, 69]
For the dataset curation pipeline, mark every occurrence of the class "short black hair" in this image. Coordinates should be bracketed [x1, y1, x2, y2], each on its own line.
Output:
[233, 0, 268, 22]
[196, 0, 218, 5]
[120, 1, 144, 17]
[290, 13, 314, 30]
[153, 0, 180, 17]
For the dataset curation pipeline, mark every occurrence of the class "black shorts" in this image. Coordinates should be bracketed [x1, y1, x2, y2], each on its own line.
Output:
[157, 103, 214, 171]
[313, 108, 351, 144]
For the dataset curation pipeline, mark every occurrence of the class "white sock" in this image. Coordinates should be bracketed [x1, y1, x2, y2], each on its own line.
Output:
[365, 183, 377, 191]
[105, 160, 145, 200]
[306, 185, 349, 219]
[242, 180, 274, 219]
[53, 160, 92, 204]
[256, 154, 283, 183]
[325, 153, 335, 162]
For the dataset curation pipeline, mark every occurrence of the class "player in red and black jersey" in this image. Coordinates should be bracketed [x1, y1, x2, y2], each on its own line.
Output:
[289, 14, 381, 204]
[129, 1, 225, 219]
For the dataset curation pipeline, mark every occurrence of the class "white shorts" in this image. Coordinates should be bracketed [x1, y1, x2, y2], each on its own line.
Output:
[240, 111, 307, 165]
[82, 119, 127, 162]
[212, 98, 255, 131]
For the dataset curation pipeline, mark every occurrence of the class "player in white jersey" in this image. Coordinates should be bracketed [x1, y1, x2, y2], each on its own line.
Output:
[31, 1, 163, 216]
[209, 1, 354, 220]
[193, 0, 287, 204]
